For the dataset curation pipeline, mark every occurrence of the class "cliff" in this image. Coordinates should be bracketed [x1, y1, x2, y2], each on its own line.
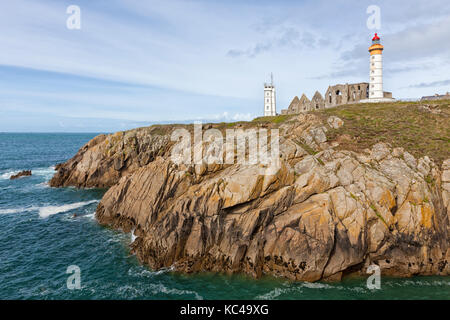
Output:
[49, 126, 173, 188]
[50, 102, 450, 281]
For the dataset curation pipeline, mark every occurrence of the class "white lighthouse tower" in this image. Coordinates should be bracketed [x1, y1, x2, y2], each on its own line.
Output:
[369, 33, 384, 99]
[362, 33, 395, 103]
[264, 73, 277, 116]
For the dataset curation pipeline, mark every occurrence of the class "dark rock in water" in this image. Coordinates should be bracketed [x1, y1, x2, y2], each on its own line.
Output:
[10, 170, 32, 180]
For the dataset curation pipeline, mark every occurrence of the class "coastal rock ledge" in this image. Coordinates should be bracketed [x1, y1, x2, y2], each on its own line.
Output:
[50, 114, 450, 281]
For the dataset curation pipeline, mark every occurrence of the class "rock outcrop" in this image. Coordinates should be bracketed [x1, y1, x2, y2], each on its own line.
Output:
[49, 128, 172, 188]
[51, 114, 450, 281]
[10, 170, 32, 180]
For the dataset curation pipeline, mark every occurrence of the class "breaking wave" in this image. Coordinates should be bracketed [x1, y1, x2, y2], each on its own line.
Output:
[0, 166, 55, 181]
[149, 283, 203, 300]
[0, 200, 99, 217]
[255, 287, 292, 300]
[0, 206, 37, 215]
[0, 170, 20, 180]
[33, 166, 56, 181]
[38, 200, 99, 218]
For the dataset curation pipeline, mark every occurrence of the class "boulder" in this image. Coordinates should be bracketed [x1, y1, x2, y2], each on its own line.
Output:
[10, 170, 32, 180]
[327, 116, 344, 129]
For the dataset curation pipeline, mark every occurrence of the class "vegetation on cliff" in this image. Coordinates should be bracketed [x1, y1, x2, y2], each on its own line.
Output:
[318, 100, 450, 165]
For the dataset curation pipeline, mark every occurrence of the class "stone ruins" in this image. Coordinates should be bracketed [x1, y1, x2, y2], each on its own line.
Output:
[281, 82, 393, 115]
[280, 34, 396, 116]
[421, 92, 450, 101]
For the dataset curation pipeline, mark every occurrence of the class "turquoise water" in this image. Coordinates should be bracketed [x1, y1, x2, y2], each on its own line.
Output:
[0, 133, 449, 300]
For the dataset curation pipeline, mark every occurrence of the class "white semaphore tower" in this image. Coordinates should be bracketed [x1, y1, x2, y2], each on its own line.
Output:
[361, 33, 395, 103]
[264, 73, 277, 116]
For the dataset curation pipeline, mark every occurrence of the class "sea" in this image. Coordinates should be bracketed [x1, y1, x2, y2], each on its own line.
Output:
[0, 133, 448, 300]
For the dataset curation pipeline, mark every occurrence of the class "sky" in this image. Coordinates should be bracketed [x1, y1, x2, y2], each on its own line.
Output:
[1, 0, 450, 132]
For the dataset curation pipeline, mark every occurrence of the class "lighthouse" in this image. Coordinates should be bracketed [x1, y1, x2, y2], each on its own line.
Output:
[361, 33, 394, 103]
[369, 33, 384, 99]
[264, 73, 277, 116]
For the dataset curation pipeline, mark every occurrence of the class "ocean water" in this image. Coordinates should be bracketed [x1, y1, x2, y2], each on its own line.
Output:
[0, 132, 449, 300]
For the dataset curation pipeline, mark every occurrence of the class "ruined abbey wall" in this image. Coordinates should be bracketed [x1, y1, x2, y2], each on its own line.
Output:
[281, 82, 383, 115]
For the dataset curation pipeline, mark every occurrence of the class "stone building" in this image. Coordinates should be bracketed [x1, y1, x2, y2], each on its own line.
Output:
[285, 96, 299, 114]
[284, 94, 310, 114]
[311, 91, 325, 110]
[298, 94, 310, 112]
[281, 82, 371, 115]
[278, 33, 396, 116]
[421, 92, 450, 101]
[325, 83, 369, 108]
[282, 92, 326, 114]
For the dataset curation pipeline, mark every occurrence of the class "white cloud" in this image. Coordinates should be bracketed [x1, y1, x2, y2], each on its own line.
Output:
[195, 111, 254, 122]
[0, 0, 450, 131]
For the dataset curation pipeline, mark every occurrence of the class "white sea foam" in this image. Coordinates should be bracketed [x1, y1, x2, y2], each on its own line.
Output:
[150, 283, 203, 300]
[117, 282, 203, 299]
[35, 182, 49, 188]
[301, 282, 333, 289]
[0, 206, 38, 215]
[128, 265, 175, 279]
[153, 266, 175, 275]
[255, 281, 337, 299]
[349, 286, 367, 293]
[0, 170, 20, 180]
[39, 200, 99, 218]
[84, 213, 96, 220]
[128, 267, 154, 278]
[0, 166, 55, 181]
[131, 229, 137, 243]
[255, 287, 291, 300]
[33, 166, 55, 180]
[117, 285, 142, 298]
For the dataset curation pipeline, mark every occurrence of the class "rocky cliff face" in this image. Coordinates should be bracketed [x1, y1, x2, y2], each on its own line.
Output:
[51, 114, 450, 281]
[49, 127, 172, 188]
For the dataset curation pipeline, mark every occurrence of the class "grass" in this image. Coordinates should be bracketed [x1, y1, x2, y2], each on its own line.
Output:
[252, 114, 295, 124]
[128, 99, 448, 166]
[141, 115, 297, 136]
[295, 140, 318, 155]
[370, 203, 389, 227]
[317, 100, 450, 165]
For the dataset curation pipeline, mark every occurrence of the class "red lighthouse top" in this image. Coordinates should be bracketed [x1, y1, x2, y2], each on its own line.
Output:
[369, 33, 383, 54]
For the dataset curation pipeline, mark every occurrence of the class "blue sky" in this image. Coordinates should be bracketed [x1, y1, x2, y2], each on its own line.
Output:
[1, 0, 450, 132]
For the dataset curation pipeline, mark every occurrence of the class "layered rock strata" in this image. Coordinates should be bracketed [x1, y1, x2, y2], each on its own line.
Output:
[51, 115, 450, 281]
